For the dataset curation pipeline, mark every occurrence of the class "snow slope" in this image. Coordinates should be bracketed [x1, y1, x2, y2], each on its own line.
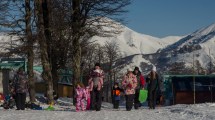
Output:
[91, 25, 182, 57]
[156, 23, 215, 71]
[160, 36, 185, 47]
[0, 103, 215, 120]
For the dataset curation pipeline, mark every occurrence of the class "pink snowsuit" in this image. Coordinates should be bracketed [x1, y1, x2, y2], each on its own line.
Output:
[85, 86, 91, 110]
[76, 87, 86, 111]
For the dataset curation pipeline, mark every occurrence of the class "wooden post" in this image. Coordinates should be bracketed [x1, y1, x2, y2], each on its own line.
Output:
[193, 53, 196, 104]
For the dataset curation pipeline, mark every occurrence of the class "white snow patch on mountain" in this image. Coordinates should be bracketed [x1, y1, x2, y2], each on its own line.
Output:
[91, 25, 182, 57]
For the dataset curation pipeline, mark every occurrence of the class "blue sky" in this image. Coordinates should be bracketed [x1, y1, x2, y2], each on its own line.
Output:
[125, 0, 215, 38]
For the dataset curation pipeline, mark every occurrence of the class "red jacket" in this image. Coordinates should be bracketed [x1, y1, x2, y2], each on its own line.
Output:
[139, 74, 146, 87]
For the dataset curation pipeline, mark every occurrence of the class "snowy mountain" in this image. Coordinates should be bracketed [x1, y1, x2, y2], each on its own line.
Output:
[91, 25, 182, 57]
[1, 20, 215, 75]
[91, 22, 215, 75]
[90, 24, 182, 74]
[162, 23, 215, 53]
[153, 23, 215, 74]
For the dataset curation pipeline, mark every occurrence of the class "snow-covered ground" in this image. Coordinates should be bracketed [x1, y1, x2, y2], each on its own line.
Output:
[1, 102, 215, 120]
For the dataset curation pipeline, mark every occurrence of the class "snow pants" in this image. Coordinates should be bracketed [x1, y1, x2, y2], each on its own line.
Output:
[15, 93, 26, 110]
[86, 98, 91, 110]
[148, 88, 157, 109]
[90, 88, 102, 111]
[76, 98, 85, 111]
[134, 89, 141, 109]
[113, 100, 120, 109]
[125, 94, 134, 111]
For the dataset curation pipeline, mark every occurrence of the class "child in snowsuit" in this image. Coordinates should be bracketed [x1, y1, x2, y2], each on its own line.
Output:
[112, 82, 123, 109]
[85, 86, 91, 110]
[75, 82, 87, 112]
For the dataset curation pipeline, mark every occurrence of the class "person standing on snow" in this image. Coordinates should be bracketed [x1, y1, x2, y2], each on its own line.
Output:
[112, 82, 123, 109]
[75, 82, 87, 112]
[133, 67, 146, 109]
[88, 63, 104, 111]
[85, 85, 92, 110]
[146, 66, 163, 109]
[122, 68, 137, 111]
[11, 67, 28, 110]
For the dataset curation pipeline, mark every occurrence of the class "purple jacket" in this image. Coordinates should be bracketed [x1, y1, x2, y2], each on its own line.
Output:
[12, 72, 28, 93]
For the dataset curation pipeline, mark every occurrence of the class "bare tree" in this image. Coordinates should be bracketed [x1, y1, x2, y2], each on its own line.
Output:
[81, 43, 101, 72]
[103, 40, 121, 102]
[25, 0, 35, 102]
[69, 0, 130, 104]
[104, 41, 120, 71]
[0, 0, 36, 102]
[0, 0, 9, 26]
[1, 0, 131, 104]
[70, 0, 130, 82]
[35, 0, 54, 103]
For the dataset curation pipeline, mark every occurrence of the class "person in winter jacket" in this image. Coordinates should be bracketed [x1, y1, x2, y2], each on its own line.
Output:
[122, 68, 137, 111]
[133, 67, 146, 109]
[146, 66, 163, 109]
[85, 86, 91, 110]
[112, 82, 123, 109]
[86, 78, 94, 110]
[88, 63, 104, 111]
[75, 82, 87, 112]
[11, 67, 28, 110]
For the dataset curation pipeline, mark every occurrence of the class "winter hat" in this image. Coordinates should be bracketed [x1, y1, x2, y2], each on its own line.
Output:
[134, 67, 139, 71]
[95, 63, 101, 67]
[127, 68, 133, 72]
[152, 66, 156, 72]
[114, 82, 119, 86]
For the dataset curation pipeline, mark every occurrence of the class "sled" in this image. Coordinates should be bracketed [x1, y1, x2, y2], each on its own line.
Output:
[44, 105, 55, 111]
[138, 89, 148, 103]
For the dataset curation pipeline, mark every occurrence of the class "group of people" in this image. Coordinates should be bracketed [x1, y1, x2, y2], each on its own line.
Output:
[75, 63, 164, 112]
[75, 63, 104, 112]
[6, 63, 163, 112]
[112, 66, 163, 111]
